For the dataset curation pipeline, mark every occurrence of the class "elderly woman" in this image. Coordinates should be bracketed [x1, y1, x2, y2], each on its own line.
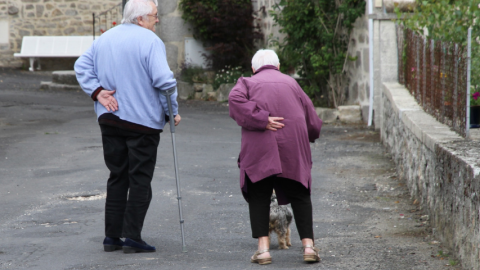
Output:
[228, 49, 323, 264]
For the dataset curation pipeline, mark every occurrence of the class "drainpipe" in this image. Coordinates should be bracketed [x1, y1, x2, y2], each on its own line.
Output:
[368, 0, 374, 126]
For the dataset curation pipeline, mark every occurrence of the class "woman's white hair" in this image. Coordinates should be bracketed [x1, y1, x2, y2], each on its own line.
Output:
[121, 0, 158, 24]
[251, 49, 280, 71]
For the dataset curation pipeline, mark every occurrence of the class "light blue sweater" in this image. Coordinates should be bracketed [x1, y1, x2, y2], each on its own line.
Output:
[74, 23, 178, 130]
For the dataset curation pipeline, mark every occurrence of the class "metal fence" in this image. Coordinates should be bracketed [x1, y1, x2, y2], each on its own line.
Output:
[397, 25, 471, 138]
[93, 3, 123, 39]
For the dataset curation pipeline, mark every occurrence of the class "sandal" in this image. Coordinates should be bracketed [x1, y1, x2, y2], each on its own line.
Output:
[251, 249, 272, 265]
[302, 245, 321, 262]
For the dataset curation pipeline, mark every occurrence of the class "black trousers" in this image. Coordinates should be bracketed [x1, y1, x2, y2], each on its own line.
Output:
[100, 124, 160, 240]
[247, 175, 314, 240]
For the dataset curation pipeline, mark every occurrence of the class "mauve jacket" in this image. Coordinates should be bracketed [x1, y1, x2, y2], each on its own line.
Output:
[228, 65, 323, 205]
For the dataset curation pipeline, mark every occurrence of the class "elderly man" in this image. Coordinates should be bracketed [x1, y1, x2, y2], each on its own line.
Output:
[229, 49, 323, 264]
[74, 0, 180, 253]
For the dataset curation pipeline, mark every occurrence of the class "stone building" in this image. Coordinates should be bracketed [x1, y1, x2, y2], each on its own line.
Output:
[0, 0, 286, 71]
[0, 0, 193, 70]
[0, 0, 394, 126]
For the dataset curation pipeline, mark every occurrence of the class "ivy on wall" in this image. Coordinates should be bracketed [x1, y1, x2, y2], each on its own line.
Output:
[179, 0, 263, 70]
[271, 0, 365, 107]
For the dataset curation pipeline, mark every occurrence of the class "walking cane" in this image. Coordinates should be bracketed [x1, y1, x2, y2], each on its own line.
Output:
[161, 86, 187, 253]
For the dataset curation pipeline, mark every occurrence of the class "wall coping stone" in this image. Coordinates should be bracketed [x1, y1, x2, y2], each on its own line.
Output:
[382, 81, 480, 269]
[383, 82, 464, 152]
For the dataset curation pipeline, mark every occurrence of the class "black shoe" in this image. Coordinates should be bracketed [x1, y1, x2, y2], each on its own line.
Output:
[123, 238, 156, 253]
[103, 237, 124, 252]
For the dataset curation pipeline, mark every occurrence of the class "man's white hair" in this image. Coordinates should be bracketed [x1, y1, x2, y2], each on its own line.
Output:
[122, 0, 158, 24]
[251, 49, 280, 71]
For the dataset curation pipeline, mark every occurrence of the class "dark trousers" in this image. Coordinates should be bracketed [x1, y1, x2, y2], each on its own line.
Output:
[247, 175, 314, 240]
[100, 124, 160, 240]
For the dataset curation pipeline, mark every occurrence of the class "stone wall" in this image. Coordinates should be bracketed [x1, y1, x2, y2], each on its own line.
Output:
[0, 0, 119, 68]
[382, 82, 480, 270]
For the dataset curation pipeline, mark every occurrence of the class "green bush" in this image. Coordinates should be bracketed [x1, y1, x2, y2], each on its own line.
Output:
[176, 63, 208, 83]
[179, 0, 263, 70]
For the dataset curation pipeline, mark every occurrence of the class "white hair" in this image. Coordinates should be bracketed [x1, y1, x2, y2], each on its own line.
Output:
[251, 49, 280, 71]
[121, 0, 158, 24]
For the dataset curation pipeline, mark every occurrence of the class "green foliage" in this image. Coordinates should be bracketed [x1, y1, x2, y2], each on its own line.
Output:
[396, 0, 479, 44]
[449, 259, 459, 266]
[271, 0, 365, 107]
[179, 0, 262, 70]
[435, 250, 459, 266]
[437, 250, 448, 257]
[396, 0, 480, 100]
[213, 66, 252, 90]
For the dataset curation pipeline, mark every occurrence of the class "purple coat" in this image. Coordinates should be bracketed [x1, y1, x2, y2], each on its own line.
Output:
[228, 65, 323, 205]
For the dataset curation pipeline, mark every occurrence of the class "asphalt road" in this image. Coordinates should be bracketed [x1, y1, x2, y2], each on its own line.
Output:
[0, 69, 462, 270]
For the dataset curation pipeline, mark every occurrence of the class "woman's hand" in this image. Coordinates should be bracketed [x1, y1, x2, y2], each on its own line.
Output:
[266, 117, 284, 131]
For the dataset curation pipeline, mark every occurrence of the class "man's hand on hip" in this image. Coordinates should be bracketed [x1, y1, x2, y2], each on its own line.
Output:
[266, 117, 284, 131]
[97, 90, 118, 112]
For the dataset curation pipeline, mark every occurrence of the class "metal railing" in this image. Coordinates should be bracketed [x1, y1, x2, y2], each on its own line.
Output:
[397, 25, 472, 138]
[93, 3, 123, 40]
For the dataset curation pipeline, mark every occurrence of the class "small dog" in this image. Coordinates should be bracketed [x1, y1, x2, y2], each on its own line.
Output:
[269, 192, 293, 249]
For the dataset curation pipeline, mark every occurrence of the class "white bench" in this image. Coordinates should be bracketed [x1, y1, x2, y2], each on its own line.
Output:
[14, 36, 94, 71]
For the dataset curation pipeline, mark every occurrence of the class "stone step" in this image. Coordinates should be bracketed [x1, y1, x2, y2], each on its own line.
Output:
[338, 105, 363, 123]
[176, 80, 235, 101]
[315, 107, 339, 123]
[52, 70, 79, 85]
[316, 105, 365, 124]
[40, 81, 82, 92]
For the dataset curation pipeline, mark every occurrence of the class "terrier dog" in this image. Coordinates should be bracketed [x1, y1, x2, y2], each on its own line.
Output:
[269, 192, 293, 249]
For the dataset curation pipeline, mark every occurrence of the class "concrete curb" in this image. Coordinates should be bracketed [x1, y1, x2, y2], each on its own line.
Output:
[40, 70, 81, 91]
[40, 81, 82, 91]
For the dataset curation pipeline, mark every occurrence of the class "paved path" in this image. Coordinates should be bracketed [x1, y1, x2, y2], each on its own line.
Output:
[0, 69, 461, 269]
